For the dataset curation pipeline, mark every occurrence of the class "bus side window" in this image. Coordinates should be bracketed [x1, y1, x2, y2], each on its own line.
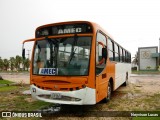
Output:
[96, 32, 107, 75]
[119, 47, 123, 62]
[122, 49, 124, 62]
[108, 38, 114, 61]
[114, 44, 119, 62]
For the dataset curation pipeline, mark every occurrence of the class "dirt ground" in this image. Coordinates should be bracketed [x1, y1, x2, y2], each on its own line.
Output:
[0, 72, 160, 113]
[130, 74, 160, 94]
[0, 72, 30, 84]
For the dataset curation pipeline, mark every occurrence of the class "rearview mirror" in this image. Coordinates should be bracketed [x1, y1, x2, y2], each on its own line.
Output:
[22, 48, 25, 59]
[102, 47, 107, 59]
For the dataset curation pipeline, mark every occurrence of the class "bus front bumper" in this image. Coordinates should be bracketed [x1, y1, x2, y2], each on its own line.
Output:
[30, 84, 96, 105]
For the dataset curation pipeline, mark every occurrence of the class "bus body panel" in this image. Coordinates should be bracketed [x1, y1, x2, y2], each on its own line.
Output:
[96, 60, 115, 103]
[114, 63, 131, 90]
[30, 85, 96, 105]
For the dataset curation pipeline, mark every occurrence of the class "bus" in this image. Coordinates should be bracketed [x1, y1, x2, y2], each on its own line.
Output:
[22, 21, 131, 105]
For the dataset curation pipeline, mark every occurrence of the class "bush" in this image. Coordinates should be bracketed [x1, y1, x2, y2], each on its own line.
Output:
[132, 67, 137, 71]
[0, 75, 3, 80]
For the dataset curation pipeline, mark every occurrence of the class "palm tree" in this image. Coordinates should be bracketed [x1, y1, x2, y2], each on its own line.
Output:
[132, 52, 139, 71]
[0, 57, 4, 70]
[15, 55, 22, 71]
[23, 58, 30, 71]
[3, 59, 9, 71]
[10, 57, 15, 71]
[132, 52, 138, 65]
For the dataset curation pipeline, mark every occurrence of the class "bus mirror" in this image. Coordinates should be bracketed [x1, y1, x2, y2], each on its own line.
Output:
[102, 48, 107, 59]
[22, 48, 25, 59]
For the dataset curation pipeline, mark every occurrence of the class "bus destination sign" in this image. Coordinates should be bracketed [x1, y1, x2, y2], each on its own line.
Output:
[36, 23, 93, 38]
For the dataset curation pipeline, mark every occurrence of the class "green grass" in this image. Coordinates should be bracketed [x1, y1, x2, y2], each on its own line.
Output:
[0, 79, 14, 84]
[132, 70, 160, 74]
[0, 80, 16, 92]
[11, 95, 52, 111]
[0, 86, 18, 92]
[0, 84, 53, 112]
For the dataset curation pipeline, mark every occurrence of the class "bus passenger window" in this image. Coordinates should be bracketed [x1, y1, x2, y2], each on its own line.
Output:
[108, 38, 114, 61]
[114, 44, 119, 62]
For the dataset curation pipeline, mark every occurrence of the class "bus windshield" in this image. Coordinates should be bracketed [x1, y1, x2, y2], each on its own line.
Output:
[33, 36, 92, 76]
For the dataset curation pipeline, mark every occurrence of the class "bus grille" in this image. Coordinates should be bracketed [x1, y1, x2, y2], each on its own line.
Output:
[38, 94, 81, 101]
[33, 83, 86, 91]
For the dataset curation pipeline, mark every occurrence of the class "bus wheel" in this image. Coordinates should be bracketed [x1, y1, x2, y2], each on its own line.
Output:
[123, 72, 128, 86]
[105, 81, 111, 102]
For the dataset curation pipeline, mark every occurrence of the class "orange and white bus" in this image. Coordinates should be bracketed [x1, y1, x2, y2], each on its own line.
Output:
[22, 21, 131, 105]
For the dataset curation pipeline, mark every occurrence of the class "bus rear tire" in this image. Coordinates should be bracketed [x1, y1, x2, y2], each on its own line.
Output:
[123, 72, 128, 86]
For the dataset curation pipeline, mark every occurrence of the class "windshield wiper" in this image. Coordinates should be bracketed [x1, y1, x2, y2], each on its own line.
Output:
[68, 48, 77, 64]
[68, 35, 78, 64]
[46, 37, 59, 68]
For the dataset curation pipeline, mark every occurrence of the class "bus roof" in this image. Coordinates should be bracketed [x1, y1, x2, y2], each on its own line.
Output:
[35, 21, 114, 39]
[35, 21, 130, 53]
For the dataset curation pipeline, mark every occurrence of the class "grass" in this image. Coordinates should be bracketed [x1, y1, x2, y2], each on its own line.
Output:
[132, 70, 160, 74]
[0, 82, 53, 112]
[102, 86, 160, 111]
[0, 86, 18, 92]
[10, 95, 52, 111]
[0, 80, 17, 92]
[0, 79, 160, 119]
[0, 79, 14, 84]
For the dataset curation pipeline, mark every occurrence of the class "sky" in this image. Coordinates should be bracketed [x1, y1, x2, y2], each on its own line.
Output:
[0, 0, 160, 59]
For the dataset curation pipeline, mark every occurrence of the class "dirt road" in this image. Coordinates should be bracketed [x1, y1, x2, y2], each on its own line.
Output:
[0, 72, 30, 84]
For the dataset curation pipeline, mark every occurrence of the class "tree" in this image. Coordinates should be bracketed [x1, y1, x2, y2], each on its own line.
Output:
[132, 52, 138, 65]
[10, 57, 15, 71]
[0, 57, 4, 70]
[23, 58, 30, 71]
[3, 59, 9, 71]
[15, 55, 22, 71]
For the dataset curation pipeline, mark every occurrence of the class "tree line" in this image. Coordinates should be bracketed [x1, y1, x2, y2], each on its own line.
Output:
[0, 55, 30, 71]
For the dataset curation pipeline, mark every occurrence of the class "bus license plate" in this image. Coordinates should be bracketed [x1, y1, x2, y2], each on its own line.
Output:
[51, 93, 62, 99]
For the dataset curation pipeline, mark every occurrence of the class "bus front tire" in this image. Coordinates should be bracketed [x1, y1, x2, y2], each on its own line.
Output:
[105, 81, 111, 102]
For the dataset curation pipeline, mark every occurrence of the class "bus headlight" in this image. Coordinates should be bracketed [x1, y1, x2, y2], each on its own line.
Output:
[32, 88, 36, 93]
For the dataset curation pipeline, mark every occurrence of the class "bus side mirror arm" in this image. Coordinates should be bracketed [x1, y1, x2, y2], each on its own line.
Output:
[22, 38, 36, 59]
[22, 45, 25, 59]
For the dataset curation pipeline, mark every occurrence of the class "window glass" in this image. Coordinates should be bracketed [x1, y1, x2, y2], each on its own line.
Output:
[108, 38, 114, 61]
[109, 50, 114, 61]
[119, 47, 123, 62]
[125, 52, 131, 63]
[114, 44, 119, 53]
[108, 38, 130, 63]
[33, 36, 92, 76]
[123, 50, 125, 62]
[108, 38, 113, 51]
[114, 44, 119, 62]
[96, 32, 107, 75]
[115, 53, 119, 62]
